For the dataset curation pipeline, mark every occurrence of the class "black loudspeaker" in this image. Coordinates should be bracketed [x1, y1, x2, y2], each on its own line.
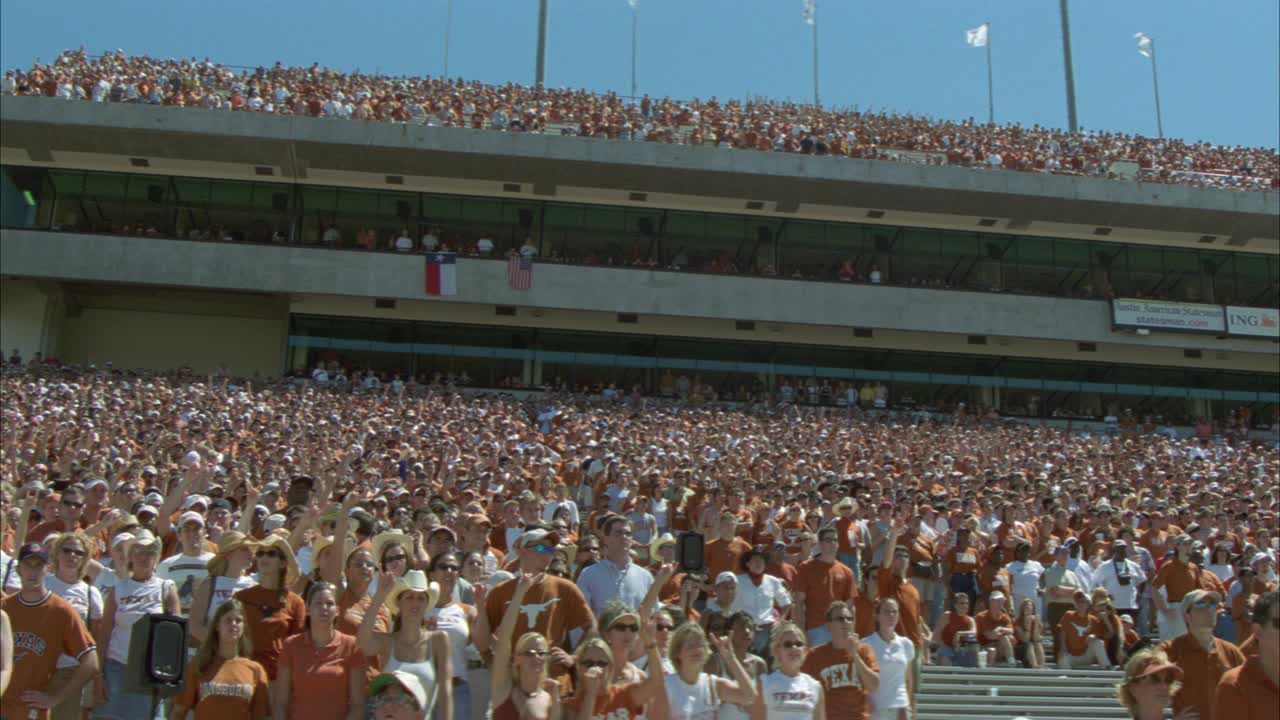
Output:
[396, 200, 411, 218]
[676, 532, 705, 574]
[125, 613, 188, 697]
[273, 193, 290, 212]
[637, 217, 654, 236]
[518, 209, 534, 229]
[146, 185, 164, 203]
[757, 225, 772, 244]
[873, 234, 891, 252]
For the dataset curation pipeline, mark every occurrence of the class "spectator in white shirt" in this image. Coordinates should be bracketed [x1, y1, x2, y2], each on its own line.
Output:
[519, 236, 538, 260]
[1093, 540, 1146, 624]
[1005, 542, 1046, 615]
[476, 234, 494, 255]
[421, 227, 440, 252]
[542, 484, 579, 531]
[394, 228, 414, 252]
[735, 548, 792, 656]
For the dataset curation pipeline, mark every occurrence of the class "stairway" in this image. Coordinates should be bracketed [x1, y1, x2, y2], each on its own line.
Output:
[916, 664, 1127, 720]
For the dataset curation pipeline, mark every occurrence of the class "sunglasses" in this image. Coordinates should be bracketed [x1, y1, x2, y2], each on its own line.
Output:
[384, 554, 408, 563]
[61, 500, 84, 509]
[580, 659, 609, 669]
[655, 624, 675, 632]
[1192, 600, 1219, 610]
[609, 623, 640, 633]
[437, 564, 460, 572]
[780, 640, 806, 650]
[529, 543, 555, 554]
[60, 547, 87, 558]
[829, 615, 854, 623]
[1137, 672, 1177, 685]
[256, 550, 281, 560]
[521, 649, 549, 659]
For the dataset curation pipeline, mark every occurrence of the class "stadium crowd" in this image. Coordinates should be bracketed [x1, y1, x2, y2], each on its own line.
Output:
[4, 48, 1278, 192]
[0, 360, 1277, 720]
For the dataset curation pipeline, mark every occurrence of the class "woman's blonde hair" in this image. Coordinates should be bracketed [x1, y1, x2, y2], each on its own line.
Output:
[572, 634, 614, 671]
[1116, 648, 1182, 714]
[51, 531, 92, 579]
[667, 622, 709, 669]
[513, 631, 548, 688]
[193, 599, 253, 676]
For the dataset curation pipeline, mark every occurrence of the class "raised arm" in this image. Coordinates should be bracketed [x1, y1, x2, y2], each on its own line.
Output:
[490, 573, 538, 703]
[357, 572, 395, 659]
[639, 563, 676, 621]
[709, 633, 757, 706]
[627, 618, 668, 706]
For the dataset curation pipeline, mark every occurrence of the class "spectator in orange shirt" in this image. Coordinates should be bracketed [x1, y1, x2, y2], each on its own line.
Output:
[704, 511, 751, 581]
[975, 591, 1017, 667]
[1057, 590, 1112, 669]
[1214, 589, 1279, 720]
[1159, 589, 1246, 720]
[794, 527, 858, 646]
[171, 599, 270, 720]
[800, 601, 879, 720]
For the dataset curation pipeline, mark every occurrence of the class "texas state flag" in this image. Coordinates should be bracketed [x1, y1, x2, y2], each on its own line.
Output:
[425, 253, 457, 296]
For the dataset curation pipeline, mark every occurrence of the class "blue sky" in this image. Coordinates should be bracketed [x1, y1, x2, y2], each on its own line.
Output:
[2, 0, 1276, 148]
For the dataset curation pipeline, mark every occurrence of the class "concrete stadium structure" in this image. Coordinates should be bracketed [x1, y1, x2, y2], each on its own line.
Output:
[1, 95, 1277, 423]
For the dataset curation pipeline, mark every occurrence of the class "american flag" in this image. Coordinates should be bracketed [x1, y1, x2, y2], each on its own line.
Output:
[508, 254, 533, 290]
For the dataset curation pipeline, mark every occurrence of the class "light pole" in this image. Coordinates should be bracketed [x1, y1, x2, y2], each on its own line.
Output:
[1059, 0, 1079, 132]
[535, 0, 549, 87]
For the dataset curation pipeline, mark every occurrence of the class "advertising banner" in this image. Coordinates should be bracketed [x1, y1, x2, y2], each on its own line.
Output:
[1225, 305, 1280, 339]
[1111, 298, 1225, 333]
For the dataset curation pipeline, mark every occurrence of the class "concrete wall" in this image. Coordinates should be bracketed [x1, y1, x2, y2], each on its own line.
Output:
[0, 279, 57, 359]
[4, 230, 1277, 369]
[58, 307, 283, 377]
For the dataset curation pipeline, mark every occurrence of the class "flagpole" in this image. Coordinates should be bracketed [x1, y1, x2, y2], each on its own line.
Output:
[812, 1, 820, 106]
[985, 22, 994, 124]
[1148, 37, 1164, 139]
[443, 0, 453, 77]
[630, 4, 637, 99]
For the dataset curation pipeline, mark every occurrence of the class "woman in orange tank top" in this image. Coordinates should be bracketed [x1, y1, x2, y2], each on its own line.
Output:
[936, 592, 978, 667]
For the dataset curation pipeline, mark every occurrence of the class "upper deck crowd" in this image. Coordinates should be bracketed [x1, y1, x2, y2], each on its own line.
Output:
[4, 48, 1278, 192]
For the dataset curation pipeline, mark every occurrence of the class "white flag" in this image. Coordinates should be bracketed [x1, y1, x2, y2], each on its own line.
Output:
[966, 23, 989, 48]
[1135, 32, 1152, 58]
[802, 0, 815, 25]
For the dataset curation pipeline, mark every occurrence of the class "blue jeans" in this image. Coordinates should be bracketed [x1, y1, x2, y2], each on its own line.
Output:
[435, 680, 470, 720]
[837, 552, 861, 580]
[95, 659, 164, 720]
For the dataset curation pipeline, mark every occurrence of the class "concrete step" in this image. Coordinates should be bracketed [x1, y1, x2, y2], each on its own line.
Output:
[916, 712, 1126, 717]
[917, 703, 1129, 718]
[921, 691, 1121, 702]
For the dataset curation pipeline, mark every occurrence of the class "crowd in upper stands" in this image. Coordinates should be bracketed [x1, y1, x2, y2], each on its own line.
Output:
[1, 356, 1277, 719]
[4, 48, 1278, 192]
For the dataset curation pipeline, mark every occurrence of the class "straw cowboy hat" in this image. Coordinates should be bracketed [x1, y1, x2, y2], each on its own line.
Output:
[386, 570, 441, 616]
[207, 531, 260, 577]
[649, 533, 676, 563]
[370, 530, 413, 566]
[254, 533, 300, 588]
